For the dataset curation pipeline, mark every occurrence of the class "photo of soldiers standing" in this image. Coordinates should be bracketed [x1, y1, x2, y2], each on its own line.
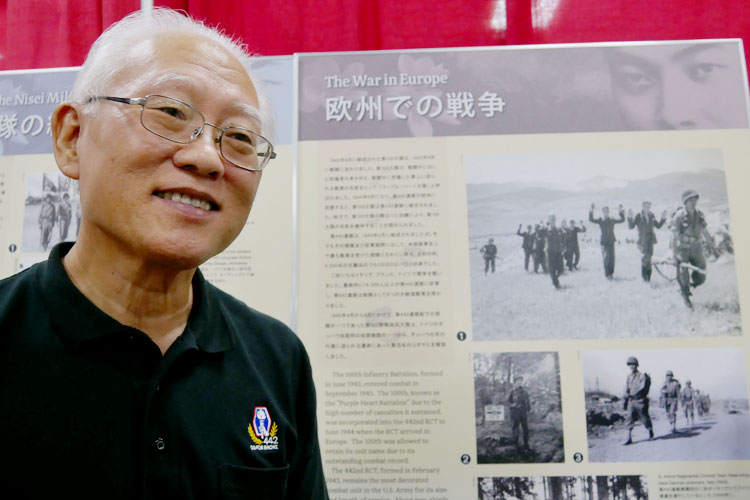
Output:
[58, 193, 73, 241]
[532, 223, 548, 273]
[671, 189, 714, 309]
[480, 238, 498, 275]
[589, 203, 625, 279]
[545, 214, 565, 289]
[517, 224, 534, 271]
[627, 201, 666, 282]
[565, 219, 586, 270]
[660, 370, 681, 433]
[622, 356, 654, 445]
[38, 194, 57, 251]
[682, 380, 695, 427]
[507, 376, 532, 453]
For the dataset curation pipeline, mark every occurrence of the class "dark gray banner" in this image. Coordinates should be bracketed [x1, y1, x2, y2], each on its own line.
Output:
[298, 41, 750, 140]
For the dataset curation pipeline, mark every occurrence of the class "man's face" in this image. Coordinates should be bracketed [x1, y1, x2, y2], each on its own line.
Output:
[602, 206, 610, 217]
[642, 202, 651, 213]
[628, 363, 637, 373]
[685, 197, 698, 212]
[608, 44, 747, 130]
[71, 34, 263, 269]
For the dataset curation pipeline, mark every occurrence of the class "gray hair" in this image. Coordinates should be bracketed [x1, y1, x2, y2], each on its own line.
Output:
[70, 8, 275, 141]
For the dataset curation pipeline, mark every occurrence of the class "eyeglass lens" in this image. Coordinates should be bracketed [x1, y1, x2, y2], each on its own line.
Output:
[140, 95, 272, 170]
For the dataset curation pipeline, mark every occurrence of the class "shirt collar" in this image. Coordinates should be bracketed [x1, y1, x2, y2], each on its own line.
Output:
[39, 242, 234, 354]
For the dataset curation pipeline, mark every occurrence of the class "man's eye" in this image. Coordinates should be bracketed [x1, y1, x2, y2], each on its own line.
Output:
[226, 131, 256, 145]
[687, 63, 723, 82]
[613, 69, 655, 95]
[156, 106, 187, 120]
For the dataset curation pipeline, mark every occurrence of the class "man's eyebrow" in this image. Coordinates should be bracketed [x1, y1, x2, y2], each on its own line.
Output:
[149, 73, 196, 89]
[234, 102, 263, 130]
[148, 73, 263, 129]
[671, 43, 726, 61]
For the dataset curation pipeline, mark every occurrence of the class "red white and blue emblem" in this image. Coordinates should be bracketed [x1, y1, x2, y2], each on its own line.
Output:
[252, 406, 272, 439]
[248, 406, 279, 451]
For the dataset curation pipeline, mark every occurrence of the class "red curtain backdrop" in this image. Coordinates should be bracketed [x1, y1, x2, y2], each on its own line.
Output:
[1, 0, 748, 80]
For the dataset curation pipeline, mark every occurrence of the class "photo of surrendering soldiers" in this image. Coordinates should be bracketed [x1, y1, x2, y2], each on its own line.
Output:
[660, 370, 681, 433]
[507, 376, 532, 453]
[517, 224, 534, 271]
[623, 356, 654, 445]
[532, 223, 547, 273]
[38, 194, 57, 251]
[480, 238, 498, 275]
[671, 189, 715, 309]
[545, 214, 565, 289]
[564, 219, 585, 271]
[627, 201, 666, 282]
[589, 203, 625, 279]
[682, 380, 695, 426]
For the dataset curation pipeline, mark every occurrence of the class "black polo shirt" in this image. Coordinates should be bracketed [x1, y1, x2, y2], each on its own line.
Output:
[0, 243, 328, 500]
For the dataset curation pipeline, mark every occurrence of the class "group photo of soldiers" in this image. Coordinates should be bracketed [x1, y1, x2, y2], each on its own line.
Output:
[478, 475, 647, 500]
[466, 149, 740, 341]
[473, 352, 564, 464]
[583, 348, 750, 462]
[22, 172, 81, 253]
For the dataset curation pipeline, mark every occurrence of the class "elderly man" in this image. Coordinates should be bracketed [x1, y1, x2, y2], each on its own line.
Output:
[0, 9, 327, 500]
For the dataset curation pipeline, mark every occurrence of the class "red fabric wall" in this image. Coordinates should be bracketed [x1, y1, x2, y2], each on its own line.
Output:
[1, 0, 748, 79]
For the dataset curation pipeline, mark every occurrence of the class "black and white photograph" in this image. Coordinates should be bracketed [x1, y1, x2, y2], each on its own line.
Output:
[474, 352, 563, 464]
[466, 148, 739, 341]
[478, 475, 648, 500]
[584, 347, 750, 462]
[22, 172, 81, 253]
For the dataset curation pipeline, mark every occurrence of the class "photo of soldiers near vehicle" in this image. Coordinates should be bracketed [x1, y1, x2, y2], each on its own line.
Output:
[473, 352, 564, 464]
[478, 475, 648, 500]
[466, 149, 740, 341]
[583, 348, 750, 462]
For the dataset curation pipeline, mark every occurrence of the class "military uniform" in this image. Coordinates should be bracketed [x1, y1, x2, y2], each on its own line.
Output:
[532, 227, 547, 273]
[517, 227, 534, 271]
[623, 363, 653, 443]
[660, 374, 681, 432]
[38, 198, 57, 251]
[671, 207, 708, 295]
[480, 239, 498, 274]
[682, 383, 695, 425]
[628, 210, 666, 281]
[589, 209, 625, 279]
[507, 384, 531, 451]
[564, 225, 585, 270]
[546, 226, 565, 288]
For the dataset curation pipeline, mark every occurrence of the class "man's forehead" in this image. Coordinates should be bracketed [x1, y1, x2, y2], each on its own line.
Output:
[146, 72, 262, 124]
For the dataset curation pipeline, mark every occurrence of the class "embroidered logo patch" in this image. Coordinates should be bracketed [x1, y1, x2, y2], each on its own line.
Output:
[248, 406, 279, 451]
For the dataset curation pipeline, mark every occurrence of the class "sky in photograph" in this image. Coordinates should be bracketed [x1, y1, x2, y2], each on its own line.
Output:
[582, 348, 748, 400]
[464, 148, 723, 190]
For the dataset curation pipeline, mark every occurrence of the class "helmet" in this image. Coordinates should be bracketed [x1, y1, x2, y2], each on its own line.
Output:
[666, 370, 673, 376]
[489, 238, 494, 242]
[682, 189, 699, 204]
[626, 356, 638, 366]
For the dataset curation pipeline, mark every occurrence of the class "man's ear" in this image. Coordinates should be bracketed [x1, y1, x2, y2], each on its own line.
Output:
[52, 102, 82, 180]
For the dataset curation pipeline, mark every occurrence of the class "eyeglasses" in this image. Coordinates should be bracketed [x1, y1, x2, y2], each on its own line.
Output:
[89, 95, 276, 171]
